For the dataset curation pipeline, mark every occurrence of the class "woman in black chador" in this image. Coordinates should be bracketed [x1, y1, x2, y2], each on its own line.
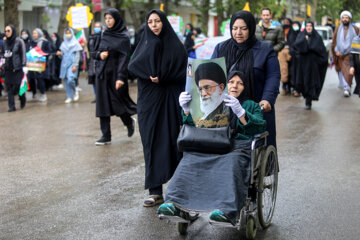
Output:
[293, 21, 328, 110]
[93, 8, 137, 145]
[128, 9, 187, 207]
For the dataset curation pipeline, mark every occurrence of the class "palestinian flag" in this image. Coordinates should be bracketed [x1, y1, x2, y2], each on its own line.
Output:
[19, 73, 29, 96]
[26, 46, 47, 72]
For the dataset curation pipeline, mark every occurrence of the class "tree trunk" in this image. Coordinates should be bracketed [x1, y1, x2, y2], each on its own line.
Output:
[201, 0, 210, 36]
[4, 0, 19, 34]
[215, 0, 224, 36]
[57, 0, 75, 38]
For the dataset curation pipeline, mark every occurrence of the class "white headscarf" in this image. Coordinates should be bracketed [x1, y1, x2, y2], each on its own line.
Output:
[59, 28, 83, 52]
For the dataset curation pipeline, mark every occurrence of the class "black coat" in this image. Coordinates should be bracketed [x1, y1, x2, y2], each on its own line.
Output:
[88, 33, 101, 83]
[293, 26, 328, 100]
[94, 8, 136, 118]
[2, 36, 26, 85]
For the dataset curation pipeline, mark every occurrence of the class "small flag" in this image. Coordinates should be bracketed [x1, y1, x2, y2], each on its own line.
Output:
[75, 29, 86, 45]
[19, 74, 28, 96]
[301, 21, 306, 32]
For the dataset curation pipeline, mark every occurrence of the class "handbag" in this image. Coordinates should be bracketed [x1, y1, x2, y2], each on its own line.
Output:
[177, 124, 232, 154]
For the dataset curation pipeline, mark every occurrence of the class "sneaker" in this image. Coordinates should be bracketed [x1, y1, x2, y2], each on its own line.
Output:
[8, 107, 16, 112]
[76, 87, 82, 92]
[344, 90, 350, 97]
[64, 98, 72, 104]
[32, 94, 37, 101]
[127, 118, 136, 137]
[57, 84, 64, 89]
[73, 92, 79, 102]
[157, 203, 179, 216]
[95, 136, 111, 146]
[39, 94, 47, 102]
[209, 210, 230, 223]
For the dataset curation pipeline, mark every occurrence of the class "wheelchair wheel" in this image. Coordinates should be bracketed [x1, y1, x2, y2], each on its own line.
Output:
[245, 216, 257, 240]
[176, 222, 188, 235]
[257, 145, 278, 228]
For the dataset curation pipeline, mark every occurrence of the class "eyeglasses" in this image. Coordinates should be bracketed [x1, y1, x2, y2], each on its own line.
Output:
[198, 84, 219, 93]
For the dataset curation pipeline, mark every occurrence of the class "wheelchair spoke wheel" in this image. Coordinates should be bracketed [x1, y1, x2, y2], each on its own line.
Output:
[257, 145, 278, 228]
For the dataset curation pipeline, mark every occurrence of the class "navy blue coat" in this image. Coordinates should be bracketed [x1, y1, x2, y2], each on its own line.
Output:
[212, 40, 280, 147]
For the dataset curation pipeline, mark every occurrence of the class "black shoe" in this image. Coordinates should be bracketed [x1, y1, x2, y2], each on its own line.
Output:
[20, 98, 26, 109]
[305, 104, 311, 110]
[127, 118, 136, 137]
[8, 108, 16, 112]
[95, 136, 111, 146]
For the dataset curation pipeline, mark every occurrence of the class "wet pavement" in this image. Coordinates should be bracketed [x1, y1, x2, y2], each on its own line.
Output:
[1, 68, 360, 240]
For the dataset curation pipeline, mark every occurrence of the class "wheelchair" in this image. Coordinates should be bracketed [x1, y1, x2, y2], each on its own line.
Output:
[158, 131, 279, 240]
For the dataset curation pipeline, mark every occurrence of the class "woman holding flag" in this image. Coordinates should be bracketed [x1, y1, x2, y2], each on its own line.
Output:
[1, 24, 27, 112]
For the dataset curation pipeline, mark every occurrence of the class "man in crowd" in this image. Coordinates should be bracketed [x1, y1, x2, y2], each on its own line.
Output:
[331, 10, 359, 97]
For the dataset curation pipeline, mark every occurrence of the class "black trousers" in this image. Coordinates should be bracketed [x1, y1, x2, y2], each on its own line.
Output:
[7, 83, 26, 110]
[149, 185, 163, 195]
[100, 113, 132, 139]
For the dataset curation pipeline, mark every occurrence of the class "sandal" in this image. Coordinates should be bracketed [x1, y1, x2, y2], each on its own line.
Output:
[143, 195, 164, 207]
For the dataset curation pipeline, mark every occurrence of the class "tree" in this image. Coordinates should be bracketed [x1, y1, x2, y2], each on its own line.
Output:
[4, 0, 19, 33]
[191, 0, 210, 35]
[57, 0, 75, 37]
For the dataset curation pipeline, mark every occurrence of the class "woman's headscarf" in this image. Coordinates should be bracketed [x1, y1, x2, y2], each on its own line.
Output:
[20, 29, 32, 43]
[59, 28, 82, 52]
[184, 23, 194, 37]
[33, 28, 47, 43]
[5, 25, 17, 47]
[52, 33, 62, 50]
[98, 8, 130, 55]
[128, 9, 187, 84]
[227, 70, 253, 103]
[216, 10, 256, 99]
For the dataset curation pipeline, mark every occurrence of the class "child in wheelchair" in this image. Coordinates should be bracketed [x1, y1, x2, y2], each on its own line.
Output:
[157, 70, 267, 225]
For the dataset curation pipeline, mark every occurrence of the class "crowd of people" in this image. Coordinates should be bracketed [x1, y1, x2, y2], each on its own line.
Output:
[1, 5, 360, 225]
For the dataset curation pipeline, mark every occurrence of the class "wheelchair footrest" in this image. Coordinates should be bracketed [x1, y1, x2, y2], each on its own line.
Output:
[209, 220, 237, 229]
[158, 214, 190, 223]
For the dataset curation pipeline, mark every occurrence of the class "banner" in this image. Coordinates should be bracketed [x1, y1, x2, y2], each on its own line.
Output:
[167, 15, 183, 34]
[185, 57, 229, 128]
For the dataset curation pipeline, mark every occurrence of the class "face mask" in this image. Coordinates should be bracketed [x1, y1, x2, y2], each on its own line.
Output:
[21, 34, 28, 40]
[65, 34, 72, 40]
[293, 25, 299, 31]
[283, 24, 290, 29]
[94, 27, 101, 34]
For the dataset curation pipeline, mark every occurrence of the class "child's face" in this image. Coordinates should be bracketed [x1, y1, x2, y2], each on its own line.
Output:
[228, 75, 244, 98]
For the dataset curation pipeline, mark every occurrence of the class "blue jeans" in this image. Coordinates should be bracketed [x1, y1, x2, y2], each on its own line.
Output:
[65, 76, 76, 98]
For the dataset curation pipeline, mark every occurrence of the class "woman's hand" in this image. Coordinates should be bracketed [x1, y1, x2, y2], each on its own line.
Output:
[100, 51, 109, 60]
[115, 80, 124, 90]
[72, 66, 77, 73]
[56, 51, 62, 56]
[179, 92, 192, 114]
[350, 67, 355, 75]
[224, 94, 245, 118]
[305, 35, 309, 40]
[259, 100, 271, 112]
[150, 76, 159, 83]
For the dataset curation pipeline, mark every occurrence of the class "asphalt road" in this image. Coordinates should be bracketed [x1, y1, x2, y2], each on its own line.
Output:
[0, 68, 359, 240]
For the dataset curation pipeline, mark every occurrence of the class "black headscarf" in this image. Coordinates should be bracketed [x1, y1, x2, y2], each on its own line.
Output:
[128, 9, 187, 83]
[227, 70, 253, 103]
[216, 10, 256, 99]
[283, 18, 292, 29]
[184, 32, 194, 53]
[99, 8, 130, 55]
[5, 25, 17, 48]
[42, 30, 52, 42]
[195, 27, 202, 35]
[184, 23, 194, 37]
[20, 29, 32, 43]
[52, 33, 62, 50]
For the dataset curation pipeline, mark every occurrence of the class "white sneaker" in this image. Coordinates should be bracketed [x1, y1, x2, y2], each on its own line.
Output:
[39, 94, 47, 102]
[64, 98, 72, 104]
[344, 90, 350, 97]
[73, 92, 79, 102]
[57, 84, 64, 89]
[76, 87, 82, 92]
